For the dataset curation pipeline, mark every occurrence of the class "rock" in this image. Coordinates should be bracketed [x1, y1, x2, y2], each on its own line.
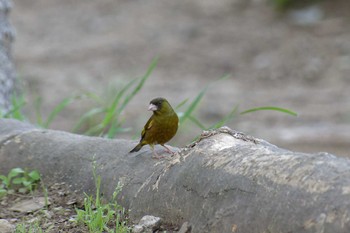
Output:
[178, 221, 191, 233]
[132, 225, 144, 233]
[132, 215, 162, 233]
[139, 215, 162, 228]
[0, 219, 15, 233]
[66, 199, 77, 205]
[9, 197, 50, 213]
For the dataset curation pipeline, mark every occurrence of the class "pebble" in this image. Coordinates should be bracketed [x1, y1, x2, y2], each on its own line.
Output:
[132, 215, 162, 233]
[9, 197, 50, 213]
[132, 225, 144, 233]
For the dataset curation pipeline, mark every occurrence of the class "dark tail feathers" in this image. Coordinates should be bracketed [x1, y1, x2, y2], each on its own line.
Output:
[130, 143, 143, 153]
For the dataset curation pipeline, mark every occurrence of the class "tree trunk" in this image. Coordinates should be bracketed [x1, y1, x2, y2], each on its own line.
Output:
[0, 0, 16, 113]
[1, 119, 350, 233]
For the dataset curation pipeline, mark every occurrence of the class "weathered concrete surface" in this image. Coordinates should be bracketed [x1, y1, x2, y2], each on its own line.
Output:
[1, 119, 350, 233]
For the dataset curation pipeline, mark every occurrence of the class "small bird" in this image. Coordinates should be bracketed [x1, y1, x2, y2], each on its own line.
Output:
[130, 97, 179, 159]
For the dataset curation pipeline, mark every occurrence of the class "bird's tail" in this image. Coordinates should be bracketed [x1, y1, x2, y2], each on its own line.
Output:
[130, 143, 143, 153]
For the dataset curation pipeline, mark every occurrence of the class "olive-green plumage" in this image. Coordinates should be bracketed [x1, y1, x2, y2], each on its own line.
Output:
[130, 97, 178, 157]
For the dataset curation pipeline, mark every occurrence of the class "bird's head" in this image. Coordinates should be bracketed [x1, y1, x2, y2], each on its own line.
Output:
[148, 97, 173, 115]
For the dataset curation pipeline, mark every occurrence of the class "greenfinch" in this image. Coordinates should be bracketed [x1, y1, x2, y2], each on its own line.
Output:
[130, 97, 179, 158]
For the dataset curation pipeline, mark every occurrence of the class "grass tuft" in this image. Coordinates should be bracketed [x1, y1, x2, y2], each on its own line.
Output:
[73, 58, 158, 138]
[75, 161, 129, 233]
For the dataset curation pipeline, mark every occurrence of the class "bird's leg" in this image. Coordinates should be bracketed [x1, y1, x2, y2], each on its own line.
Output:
[161, 144, 177, 156]
[150, 145, 165, 159]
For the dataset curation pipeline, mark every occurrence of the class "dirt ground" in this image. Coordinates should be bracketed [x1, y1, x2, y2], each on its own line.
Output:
[10, 0, 350, 157]
[0, 183, 88, 232]
[0, 182, 177, 232]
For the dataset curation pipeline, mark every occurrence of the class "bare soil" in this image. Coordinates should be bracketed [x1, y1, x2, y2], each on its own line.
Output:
[0, 183, 88, 232]
[0, 183, 177, 232]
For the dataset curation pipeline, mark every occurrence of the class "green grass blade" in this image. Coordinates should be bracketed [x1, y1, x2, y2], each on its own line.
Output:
[90, 58, 157, 138]
[188, 115, 206, 130]
[179, 87, 206, 125]
[34, 97, 43, 126]
[240, 106, 298, 116]
[98, 79, 138, 136]
[215, 73, 231, 83]
[208, 105, 239, 129]
[175, 98, 189, 110]
[43, 96, 79, 128]
[105, 79, 138, 120]
[72, 107, 106, 133]
[83, 91, 105, 105]
[106, 122, 118, 138]
[119, 57, 158, 112]
[206, 73, 231, 90]
[178, 74, 229, 125]
[4, 94, 26, 120]
[95, 58, 157, 138]
[3, 102, 26, 119]
[84, 123, 105, 136]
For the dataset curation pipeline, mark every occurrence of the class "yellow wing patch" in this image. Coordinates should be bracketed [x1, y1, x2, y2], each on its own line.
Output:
[146, 119, 153, 130]
[141, 117, 154, 138]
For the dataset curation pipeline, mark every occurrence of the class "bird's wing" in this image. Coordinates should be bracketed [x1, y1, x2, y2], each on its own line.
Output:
[141, 116, 154, 139]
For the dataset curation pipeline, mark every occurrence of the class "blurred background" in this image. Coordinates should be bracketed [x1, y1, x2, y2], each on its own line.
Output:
[11, 0, 350, 157]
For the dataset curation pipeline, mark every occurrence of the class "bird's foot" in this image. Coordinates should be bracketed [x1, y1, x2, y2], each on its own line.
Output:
[151, 149, 166, 159]
[161, 145, 177, 157]
[152, 154, 166, 159]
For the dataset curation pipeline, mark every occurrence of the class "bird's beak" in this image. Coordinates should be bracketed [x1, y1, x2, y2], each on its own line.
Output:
[148, 103, 158, 111]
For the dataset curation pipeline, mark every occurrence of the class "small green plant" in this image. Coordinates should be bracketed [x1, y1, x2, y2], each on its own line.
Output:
[0, 93, 26, 120]
[75, 162, 129, 233]
[0, 91, 82, 130]
[41, 181, 50, 209]
[13, 169, 41, 193]
[15, 221, 45, 233]
[0, 168, 41, 197]
[0, 168, 25, 196]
